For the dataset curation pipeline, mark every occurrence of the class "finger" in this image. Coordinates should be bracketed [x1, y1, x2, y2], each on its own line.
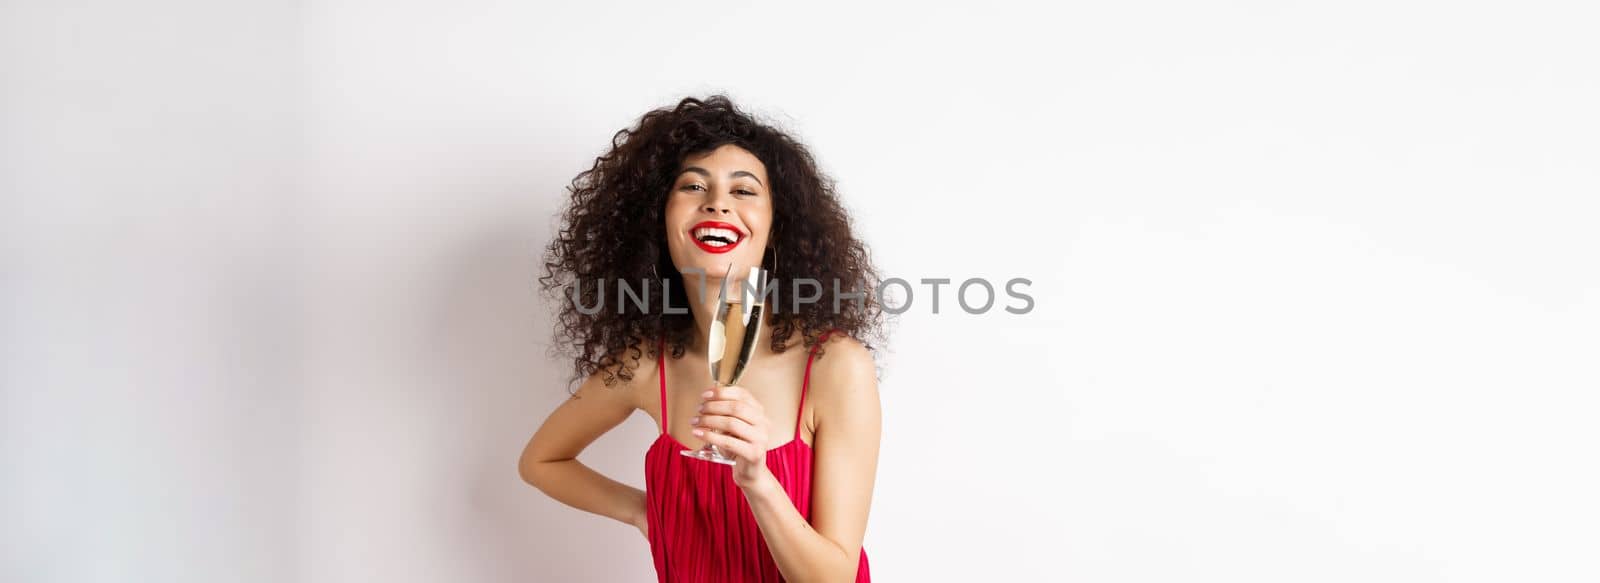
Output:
[691, 413, 764, 444]
[694, 427, 755, 461]
[706, 384, 752, 403]
[698, 400, 761, 425]
[701, 387, 764, 417]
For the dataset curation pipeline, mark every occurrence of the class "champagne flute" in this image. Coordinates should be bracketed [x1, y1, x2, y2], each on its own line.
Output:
[682, 264, 769, 465]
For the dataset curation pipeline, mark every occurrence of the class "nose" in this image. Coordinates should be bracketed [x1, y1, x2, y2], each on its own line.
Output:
[701, 195, 732, 215]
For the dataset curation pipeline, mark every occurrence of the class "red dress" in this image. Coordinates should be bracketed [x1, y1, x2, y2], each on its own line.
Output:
[645, 332, 872, 582]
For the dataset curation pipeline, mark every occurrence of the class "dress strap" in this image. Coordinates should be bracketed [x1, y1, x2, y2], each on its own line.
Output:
[796, 329, 839, 441]
[657, 335, 668, 435]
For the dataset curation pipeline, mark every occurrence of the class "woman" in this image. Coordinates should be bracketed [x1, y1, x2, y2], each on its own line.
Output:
[519, 95, 886, 582]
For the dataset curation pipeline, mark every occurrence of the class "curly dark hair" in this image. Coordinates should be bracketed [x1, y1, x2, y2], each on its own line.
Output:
[540, 95, 885, 387]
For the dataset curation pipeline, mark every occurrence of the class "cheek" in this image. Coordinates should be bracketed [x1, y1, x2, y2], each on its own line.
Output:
[661, 201, 690, 257]
[743, 206, 773, 236]
[664, 198, 697, 238]
[664, 195, 692, 223]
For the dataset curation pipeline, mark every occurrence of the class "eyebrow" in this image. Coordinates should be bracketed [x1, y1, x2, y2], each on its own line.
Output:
[680, 166, 764, 186]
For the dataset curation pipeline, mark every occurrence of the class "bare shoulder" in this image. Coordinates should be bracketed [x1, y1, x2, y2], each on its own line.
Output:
[808, 334, 880, 409]
[523, 338, 661, 469]
[576, 339, 661, 411]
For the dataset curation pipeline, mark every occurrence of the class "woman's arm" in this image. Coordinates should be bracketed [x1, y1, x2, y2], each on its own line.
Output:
[518, 361, 652, 537]
[696, 338, 881, 582]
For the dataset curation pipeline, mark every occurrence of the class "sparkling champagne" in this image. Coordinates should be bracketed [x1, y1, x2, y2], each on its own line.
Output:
[684, 265, 769, 465]
[709, 297, 763, 386]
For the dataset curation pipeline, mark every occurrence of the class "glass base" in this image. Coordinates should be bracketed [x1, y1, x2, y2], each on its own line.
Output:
[680, 445, 737, 465]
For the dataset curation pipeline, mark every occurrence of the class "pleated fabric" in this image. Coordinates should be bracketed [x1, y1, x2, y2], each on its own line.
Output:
[646, 331, 871, 582]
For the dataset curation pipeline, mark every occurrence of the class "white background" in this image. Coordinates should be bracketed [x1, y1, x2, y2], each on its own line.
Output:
[5, 1, 1598, 581]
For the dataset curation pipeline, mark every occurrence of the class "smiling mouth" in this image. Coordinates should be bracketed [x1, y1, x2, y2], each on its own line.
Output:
[690, 222, 745, 254]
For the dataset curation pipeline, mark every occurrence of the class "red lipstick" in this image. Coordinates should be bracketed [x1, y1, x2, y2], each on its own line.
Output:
[689, 221, 745, 254]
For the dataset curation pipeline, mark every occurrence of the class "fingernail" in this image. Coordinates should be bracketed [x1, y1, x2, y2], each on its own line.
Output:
[702, 390, 714, 398]
[697, 404, 705, 412]
[692, 429, 704, 436]
[689, 416, 700, 424]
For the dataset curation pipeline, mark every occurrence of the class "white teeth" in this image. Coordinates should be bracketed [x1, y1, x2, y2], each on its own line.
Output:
[692, 227, 740, 244]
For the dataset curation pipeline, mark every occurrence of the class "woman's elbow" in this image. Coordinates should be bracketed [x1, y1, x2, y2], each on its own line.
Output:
[518, 452, 547, 489]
